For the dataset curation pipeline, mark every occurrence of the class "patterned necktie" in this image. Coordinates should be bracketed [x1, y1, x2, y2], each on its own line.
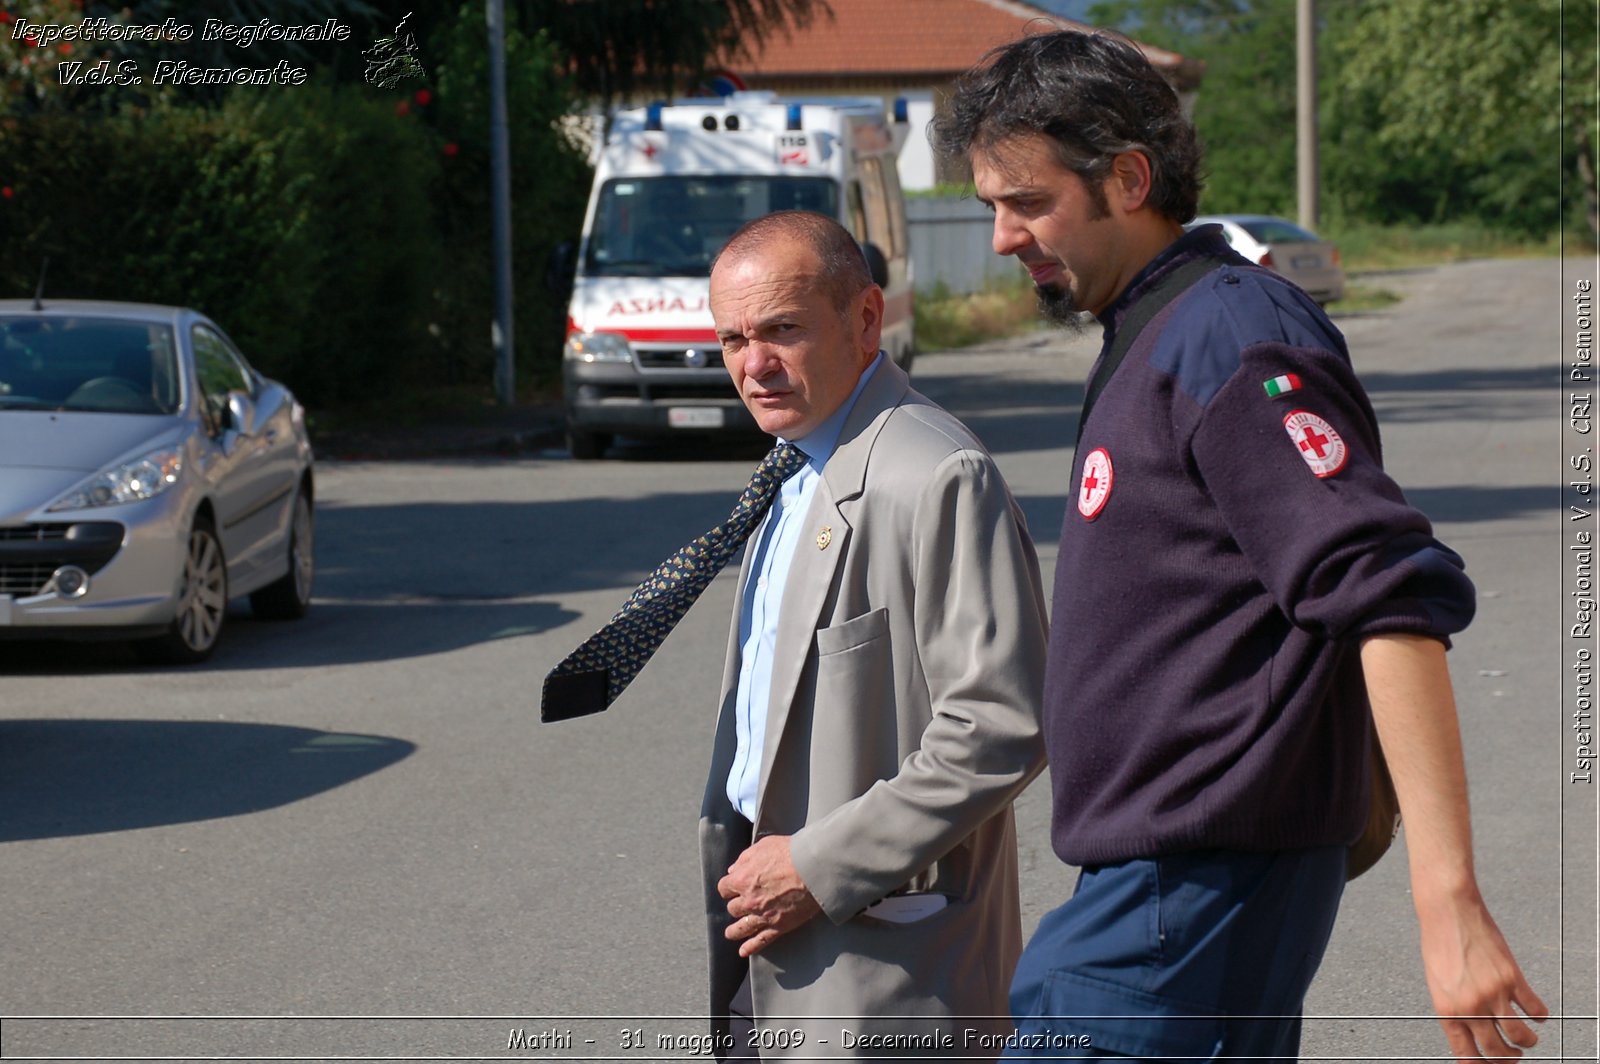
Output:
[542, 441, 809, 722]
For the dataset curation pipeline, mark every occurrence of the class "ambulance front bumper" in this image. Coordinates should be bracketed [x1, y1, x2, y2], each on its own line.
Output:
[563, 362, 760, 437]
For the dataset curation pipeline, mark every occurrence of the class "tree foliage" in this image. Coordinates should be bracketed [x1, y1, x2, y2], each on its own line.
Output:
[397, 0, 832, 107]
[0, 0, 835, 408]
[1330, 0, 1586, 235]
[1091, 0, 1305, 217]
[1090, 0, 1591, 236]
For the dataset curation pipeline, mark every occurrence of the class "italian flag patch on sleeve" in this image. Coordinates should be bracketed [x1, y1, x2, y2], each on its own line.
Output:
[1263, 373, 1302, 398]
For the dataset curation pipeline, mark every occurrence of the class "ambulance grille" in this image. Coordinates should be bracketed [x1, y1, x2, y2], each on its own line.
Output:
[636, 347, 723, 370]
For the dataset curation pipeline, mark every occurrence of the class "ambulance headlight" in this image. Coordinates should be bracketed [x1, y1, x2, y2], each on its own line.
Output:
[564, 331, 633, 363]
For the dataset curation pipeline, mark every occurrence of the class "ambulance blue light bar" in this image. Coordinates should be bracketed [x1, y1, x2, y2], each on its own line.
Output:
[893, 97, 909, 123]
[645, 102, 664, 130]
[786, 104, 803, 130]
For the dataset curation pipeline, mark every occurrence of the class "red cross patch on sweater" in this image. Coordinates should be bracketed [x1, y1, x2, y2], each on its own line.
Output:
[1283, 409, 1348, 478]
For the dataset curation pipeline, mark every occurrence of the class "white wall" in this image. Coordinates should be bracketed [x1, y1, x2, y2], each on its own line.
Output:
[894, 92, 939, 192]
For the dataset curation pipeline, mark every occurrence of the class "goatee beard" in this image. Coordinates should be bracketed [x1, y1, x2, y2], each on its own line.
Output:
[1036, 283, 1093, 335]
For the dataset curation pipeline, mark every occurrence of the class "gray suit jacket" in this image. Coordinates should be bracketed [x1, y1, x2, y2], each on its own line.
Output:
[699, 359, 1048, 1057]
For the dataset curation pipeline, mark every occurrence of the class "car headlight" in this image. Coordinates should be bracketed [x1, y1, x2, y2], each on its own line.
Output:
[564, 330, 633, 363]
[47, 448, 183, 512]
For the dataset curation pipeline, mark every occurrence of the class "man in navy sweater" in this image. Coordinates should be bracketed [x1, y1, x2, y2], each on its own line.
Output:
[932, 30, 1547, 1063]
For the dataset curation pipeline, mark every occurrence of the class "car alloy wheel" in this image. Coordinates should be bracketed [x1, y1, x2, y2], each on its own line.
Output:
[250, 489, 314, 620]
[135, 515, 227, 665]
[175, 521, 227, 653]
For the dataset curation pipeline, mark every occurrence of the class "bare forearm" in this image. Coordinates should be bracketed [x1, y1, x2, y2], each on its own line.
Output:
[1359, 632, 1477, 901]
[1359, 631, 1547, 1061]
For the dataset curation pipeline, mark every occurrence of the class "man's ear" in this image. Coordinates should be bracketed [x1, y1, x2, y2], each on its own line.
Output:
[855, 285, 886, 359]
[1109, 150, 1155, 213]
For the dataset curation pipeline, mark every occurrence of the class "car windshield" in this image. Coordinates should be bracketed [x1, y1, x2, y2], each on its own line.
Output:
[1238, 218, 1321, 244]
[0, 315, 180, 414]
[584, 175, 838, 278]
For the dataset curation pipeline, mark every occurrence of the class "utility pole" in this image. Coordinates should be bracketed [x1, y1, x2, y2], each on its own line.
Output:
[1296, 0, 1319, 231]
[488, 0, 515, 405]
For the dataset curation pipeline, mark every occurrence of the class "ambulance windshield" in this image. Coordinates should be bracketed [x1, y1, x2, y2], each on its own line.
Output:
[585, 176, 839, 278]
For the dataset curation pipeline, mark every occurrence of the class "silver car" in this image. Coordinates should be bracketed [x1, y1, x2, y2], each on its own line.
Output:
[1188, 214, 1347, 306]
[0, 300, 314, 663]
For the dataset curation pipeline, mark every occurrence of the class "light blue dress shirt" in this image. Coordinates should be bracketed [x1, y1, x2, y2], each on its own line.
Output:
[726, 353, 884, 820]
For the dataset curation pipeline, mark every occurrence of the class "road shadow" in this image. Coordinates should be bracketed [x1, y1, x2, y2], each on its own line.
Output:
[915, 365, 1084, 458]
[311, 488, 757, 600]
[1013, 494, 1069, 545]
[1405, 484, 1557, 525]
[0, 719, 414, 842]
[0, 597, 582, 674]
[1359, 365, 1564, 430]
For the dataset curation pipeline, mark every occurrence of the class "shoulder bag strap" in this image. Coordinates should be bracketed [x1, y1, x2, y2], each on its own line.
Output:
[1075, 255, 1225, 450]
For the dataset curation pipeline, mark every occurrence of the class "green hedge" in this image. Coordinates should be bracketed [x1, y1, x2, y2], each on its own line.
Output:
[0, 11, 592, 409]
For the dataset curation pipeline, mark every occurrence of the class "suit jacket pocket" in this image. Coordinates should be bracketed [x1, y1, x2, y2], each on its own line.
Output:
[815, 607, 889, 656]
[809, 608, 897, 805]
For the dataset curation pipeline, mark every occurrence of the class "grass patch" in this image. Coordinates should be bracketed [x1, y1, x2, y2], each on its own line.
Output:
[1323, 222, 1586, 272]
[1324, 283, 1402, 314]
[915, 275, 1042, 350]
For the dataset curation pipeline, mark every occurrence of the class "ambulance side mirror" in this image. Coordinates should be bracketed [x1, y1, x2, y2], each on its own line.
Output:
[545, 241, 576, 296]
[862, 241, 889, 288]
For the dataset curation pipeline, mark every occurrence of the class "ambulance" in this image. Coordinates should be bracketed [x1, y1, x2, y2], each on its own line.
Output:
[558, 92, 914, 459]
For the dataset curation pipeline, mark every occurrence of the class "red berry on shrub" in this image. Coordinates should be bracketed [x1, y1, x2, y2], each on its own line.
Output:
[443, 142, 459, 157]
[415, 89, 432, 106]
[395, 100, 410, 116]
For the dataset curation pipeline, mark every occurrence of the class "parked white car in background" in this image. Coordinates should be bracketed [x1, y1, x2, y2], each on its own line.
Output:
[0, 300, 314, 663]
[1189, 214, 1347, 306]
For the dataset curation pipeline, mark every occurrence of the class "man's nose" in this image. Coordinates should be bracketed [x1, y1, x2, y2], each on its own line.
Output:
[992, 208, 1031, 257]
[740, 341, 782, 381]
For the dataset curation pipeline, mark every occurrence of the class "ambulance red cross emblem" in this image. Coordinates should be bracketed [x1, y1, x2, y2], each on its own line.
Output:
[1283, 409, 1348, 478]
[1078, 447, 1113, 520]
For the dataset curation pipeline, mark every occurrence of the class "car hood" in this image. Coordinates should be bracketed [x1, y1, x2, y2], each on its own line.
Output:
[0, 412, 187, 473]
[0, 414, 189, 523]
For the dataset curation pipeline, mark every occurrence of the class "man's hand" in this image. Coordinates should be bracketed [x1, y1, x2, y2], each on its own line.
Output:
[716, 834, 822, 958]
[1417, 889, 1548, 1062]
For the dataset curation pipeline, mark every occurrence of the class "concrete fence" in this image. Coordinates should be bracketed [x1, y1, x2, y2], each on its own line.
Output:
[906, 195, 1025, 296]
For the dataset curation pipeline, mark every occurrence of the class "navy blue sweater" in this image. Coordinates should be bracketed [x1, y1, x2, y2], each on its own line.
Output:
[1047, 227, 1475, 866]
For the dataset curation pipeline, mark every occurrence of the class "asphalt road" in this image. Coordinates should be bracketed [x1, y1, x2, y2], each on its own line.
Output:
[1, 257, 1595, 1062]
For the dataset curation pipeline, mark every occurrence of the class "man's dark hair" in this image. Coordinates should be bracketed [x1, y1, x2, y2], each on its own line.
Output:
[712, 210, 873, 314]
[930, 30, 1203, 223]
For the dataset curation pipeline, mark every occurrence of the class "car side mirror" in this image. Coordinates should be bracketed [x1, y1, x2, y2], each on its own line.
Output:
[225, 390, 257, 436]
[862, 241, 889, 288]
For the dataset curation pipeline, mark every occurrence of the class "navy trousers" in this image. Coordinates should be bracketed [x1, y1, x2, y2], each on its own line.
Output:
[1006, 847, 1346, 1062]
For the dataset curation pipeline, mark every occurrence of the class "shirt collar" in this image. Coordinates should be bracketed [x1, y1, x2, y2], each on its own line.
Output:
[1097, 224, 1233, 334]
[785, 351, 884, 471]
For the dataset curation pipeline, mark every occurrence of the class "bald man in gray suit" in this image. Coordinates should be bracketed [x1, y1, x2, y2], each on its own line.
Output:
[702, 210, 1047, 1060]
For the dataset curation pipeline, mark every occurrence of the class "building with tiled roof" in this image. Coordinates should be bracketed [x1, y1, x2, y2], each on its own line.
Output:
[719, 0, 1204, 187]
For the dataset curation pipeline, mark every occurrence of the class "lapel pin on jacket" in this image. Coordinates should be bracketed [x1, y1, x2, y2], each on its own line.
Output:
[816, 526, 832, 550]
